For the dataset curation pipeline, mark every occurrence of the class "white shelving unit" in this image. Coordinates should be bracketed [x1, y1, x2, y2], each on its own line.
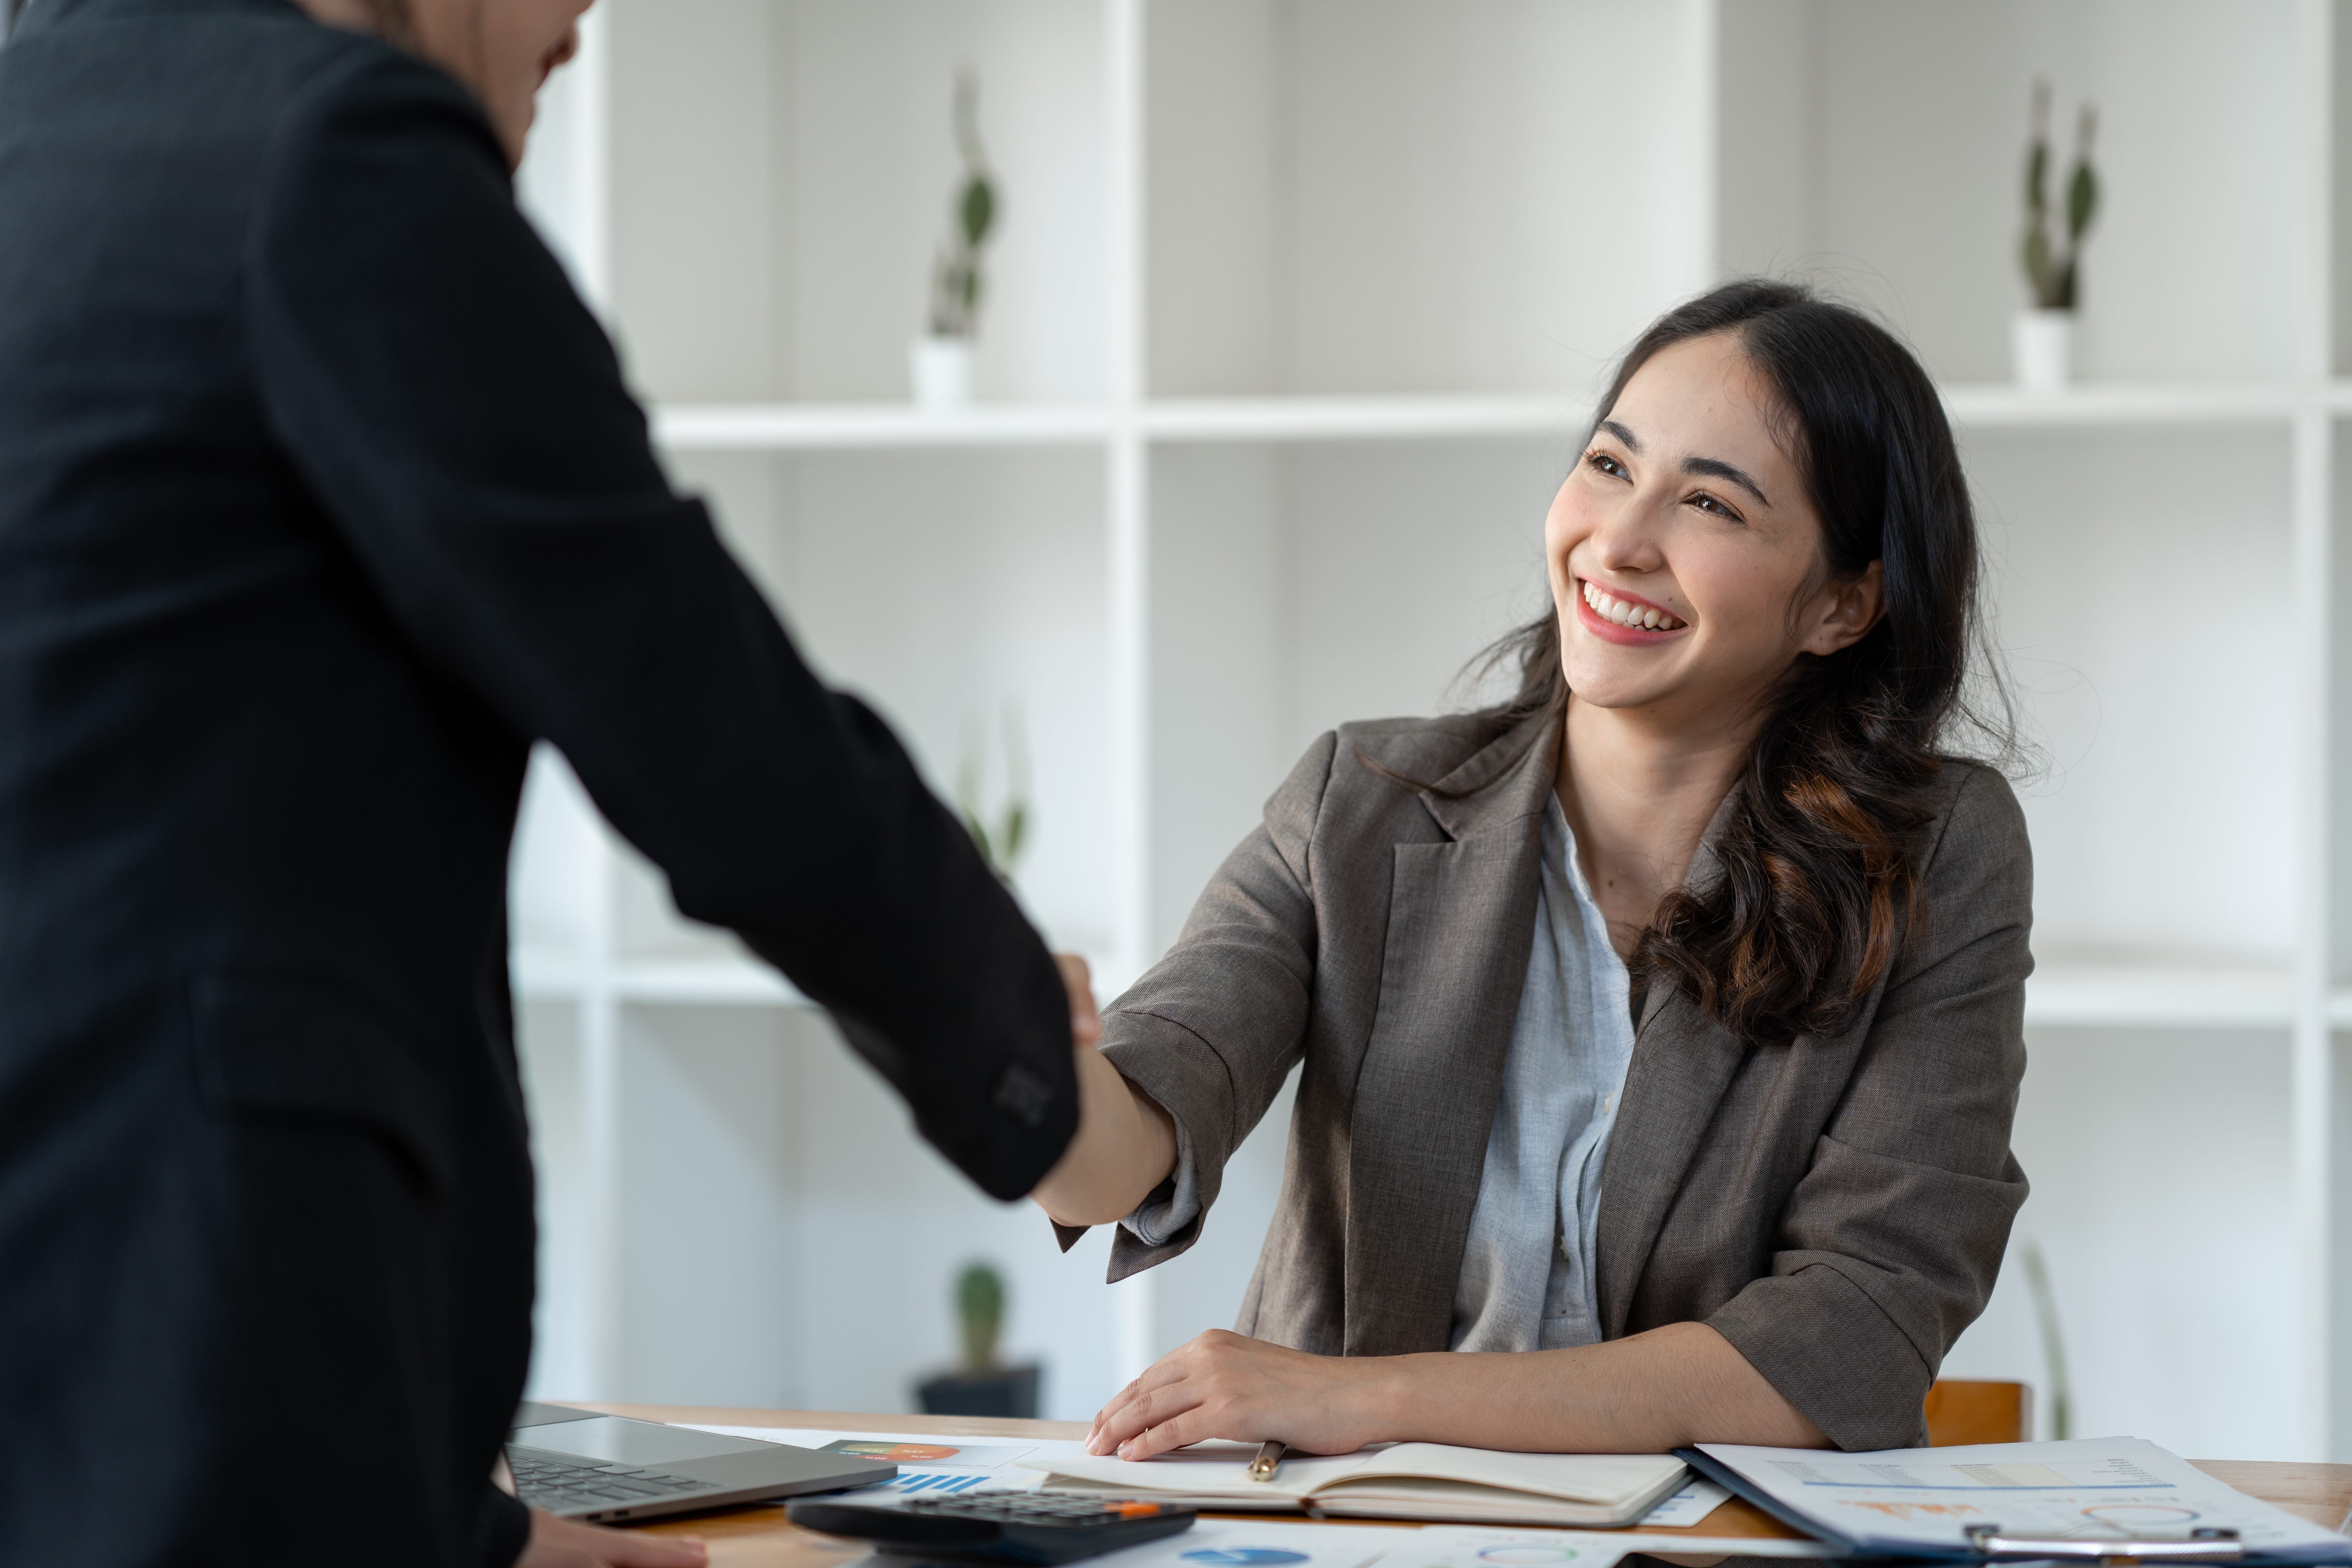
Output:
[510, 0, 2352, 1455]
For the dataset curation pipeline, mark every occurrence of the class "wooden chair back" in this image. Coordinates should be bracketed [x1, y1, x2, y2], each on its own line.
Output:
[1923, 1379, 2031, 1446]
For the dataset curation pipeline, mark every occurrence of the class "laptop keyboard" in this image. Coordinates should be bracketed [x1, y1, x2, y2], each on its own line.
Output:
[508, 1449, 711, 1511]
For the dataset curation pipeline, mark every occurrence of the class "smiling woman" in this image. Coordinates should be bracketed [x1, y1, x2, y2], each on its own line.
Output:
[1032, 280, 2032, 1462]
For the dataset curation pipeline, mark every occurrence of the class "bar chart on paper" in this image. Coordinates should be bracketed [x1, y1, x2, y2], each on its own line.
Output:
[679, 1425, 1087, 1500]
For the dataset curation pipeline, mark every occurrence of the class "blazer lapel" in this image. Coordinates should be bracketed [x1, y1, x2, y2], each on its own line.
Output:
[1342, 711, 1558, 1356]
[1598, 786, 1751, 1338]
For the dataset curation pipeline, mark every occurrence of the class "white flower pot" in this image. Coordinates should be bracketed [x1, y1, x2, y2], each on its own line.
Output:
[2012, 309, 2075, 391]
[910, 336, 975, 408]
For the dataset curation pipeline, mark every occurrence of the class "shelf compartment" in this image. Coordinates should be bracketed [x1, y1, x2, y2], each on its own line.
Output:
[602, 0, 1110, 406]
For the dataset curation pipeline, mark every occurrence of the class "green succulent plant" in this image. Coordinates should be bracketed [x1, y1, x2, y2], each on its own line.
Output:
[2021, 79, 2100, 311]
[929, 69, 997, 339]
[956, 709, 1029, 883]
[955, 1262, 1006, 1372]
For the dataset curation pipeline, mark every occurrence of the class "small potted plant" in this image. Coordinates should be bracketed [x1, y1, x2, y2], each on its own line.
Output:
[2014, 79, 2099, 390]
[916, 1262, 1041, 1419]
[910, 69, 996, 408]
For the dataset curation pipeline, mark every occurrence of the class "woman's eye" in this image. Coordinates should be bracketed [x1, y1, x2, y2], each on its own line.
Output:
[1585, 450, 1628, 479]
[1688, 490, 1744, 523]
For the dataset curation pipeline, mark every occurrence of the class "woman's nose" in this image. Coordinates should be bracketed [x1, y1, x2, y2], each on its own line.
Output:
[1588, 500, 1668, 573]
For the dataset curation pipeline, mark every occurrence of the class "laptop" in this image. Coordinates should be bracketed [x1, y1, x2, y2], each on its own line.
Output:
[507, 1401, 897, 1524]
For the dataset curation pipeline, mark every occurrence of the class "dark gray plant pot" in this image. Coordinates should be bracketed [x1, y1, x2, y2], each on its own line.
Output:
[917, 1362, 1040, 1420]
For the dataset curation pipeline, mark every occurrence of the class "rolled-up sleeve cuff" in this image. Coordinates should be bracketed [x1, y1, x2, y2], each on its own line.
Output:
[1120, 1109, 1203, 1247]
[1708, 1263, 1935, 1452]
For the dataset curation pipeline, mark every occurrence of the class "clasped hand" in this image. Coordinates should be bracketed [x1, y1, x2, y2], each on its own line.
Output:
[1086, 1330, 1386, 1460]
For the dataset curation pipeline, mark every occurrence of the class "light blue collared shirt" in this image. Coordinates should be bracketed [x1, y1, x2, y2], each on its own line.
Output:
[1126, 795, 1637, 1355]
[1449, 794, 1637, 1351]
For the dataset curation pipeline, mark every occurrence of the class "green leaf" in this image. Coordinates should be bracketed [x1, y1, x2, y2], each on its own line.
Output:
[2066, 161, 2098, 245]
[1000, 801, 1027, 868]
[2023, 141, 2048, 215]
[962, 177, 995, 249]
[2021, 227, 2051, 301]
[961, 806, 997, 874]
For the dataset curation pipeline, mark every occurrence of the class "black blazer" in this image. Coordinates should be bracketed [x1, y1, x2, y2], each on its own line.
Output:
[0, 2, 1077, 1564]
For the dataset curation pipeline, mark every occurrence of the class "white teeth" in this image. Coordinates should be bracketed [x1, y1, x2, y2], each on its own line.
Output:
[1580, 580, 1684, 631]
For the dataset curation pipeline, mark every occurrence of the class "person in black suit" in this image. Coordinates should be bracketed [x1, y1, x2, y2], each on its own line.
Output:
[0, 1, 1131, 1564]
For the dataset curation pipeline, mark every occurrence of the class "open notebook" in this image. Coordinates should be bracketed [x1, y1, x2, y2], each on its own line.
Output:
[1021, 1443, 1688, 1527]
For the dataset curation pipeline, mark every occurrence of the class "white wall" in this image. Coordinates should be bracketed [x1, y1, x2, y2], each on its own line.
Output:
[1941, 1028, 2299, 1458]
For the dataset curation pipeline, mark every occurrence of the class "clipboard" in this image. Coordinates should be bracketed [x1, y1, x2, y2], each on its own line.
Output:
[1674, 1442, 2352, 1567]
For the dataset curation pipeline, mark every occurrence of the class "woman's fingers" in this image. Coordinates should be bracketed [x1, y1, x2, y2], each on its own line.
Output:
[1088, 1340, 1222, 1453]
[1120, 1404, 1220, 1462]
[1095, 1371, 1208, 1453]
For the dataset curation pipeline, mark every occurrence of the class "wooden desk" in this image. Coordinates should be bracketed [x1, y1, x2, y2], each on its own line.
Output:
[580, 1406, 2352, 1568]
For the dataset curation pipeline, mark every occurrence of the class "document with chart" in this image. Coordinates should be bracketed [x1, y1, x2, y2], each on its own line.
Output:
[1688, 1437, 2352, 1563]
[680, 1424, 1088, 1499]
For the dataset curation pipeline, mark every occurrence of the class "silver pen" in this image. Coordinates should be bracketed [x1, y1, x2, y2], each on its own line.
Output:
[1246, 1440, 1287, 1482]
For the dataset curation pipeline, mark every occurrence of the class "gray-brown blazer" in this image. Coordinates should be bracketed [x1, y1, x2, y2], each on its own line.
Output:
[1083, 708, 2031, 1452]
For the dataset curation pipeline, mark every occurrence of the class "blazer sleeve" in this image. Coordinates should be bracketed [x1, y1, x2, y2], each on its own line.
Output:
[1705, 764, 2034, 1451]
[241, 51, 1075, 1200]
[1058, 732, 1336, 1279]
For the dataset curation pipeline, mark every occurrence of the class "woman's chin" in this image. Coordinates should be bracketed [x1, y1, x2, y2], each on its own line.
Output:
[1563, 674, 1676, 713]
[1562, 649, 1685, 713]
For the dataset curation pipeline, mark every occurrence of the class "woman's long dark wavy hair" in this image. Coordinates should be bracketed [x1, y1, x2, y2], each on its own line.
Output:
[1480, 279, 2007, 1046]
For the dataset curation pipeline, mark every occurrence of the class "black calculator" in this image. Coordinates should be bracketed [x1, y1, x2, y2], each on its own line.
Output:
[785, 1492, 1198, 1564]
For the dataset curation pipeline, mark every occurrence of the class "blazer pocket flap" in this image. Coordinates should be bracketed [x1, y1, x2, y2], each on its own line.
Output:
[193, 972, 455, 1196]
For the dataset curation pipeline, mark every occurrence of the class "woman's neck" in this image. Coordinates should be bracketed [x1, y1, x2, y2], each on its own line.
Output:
[1555, 693, 1756, 956]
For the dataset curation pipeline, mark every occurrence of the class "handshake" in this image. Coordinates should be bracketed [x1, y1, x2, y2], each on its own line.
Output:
[1037, 954, 1179, 1230]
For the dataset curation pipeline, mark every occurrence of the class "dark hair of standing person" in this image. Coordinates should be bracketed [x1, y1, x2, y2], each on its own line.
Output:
[1472, 278, 2008, 1047]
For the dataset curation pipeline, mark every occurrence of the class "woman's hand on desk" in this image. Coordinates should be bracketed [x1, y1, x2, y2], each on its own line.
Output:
[1088, 1330, 1385, 1459]
[1088, 1323, 1830, 1459]
[515, 1509, 708, 1568]
[1027, 957, 1180, 1227]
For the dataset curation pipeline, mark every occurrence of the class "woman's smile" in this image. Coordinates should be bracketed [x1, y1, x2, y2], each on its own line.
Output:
[1575, 578, 1689, 642]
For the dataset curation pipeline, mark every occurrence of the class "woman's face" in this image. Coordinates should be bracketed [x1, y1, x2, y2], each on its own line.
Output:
[1545, 331, 1882, 732]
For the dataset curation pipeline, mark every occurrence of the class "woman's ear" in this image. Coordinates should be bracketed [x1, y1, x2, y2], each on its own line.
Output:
[1801, 559, 1885, 656]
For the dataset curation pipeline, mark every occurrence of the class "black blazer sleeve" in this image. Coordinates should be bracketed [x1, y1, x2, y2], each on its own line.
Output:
[240, 51, 1075, 1200]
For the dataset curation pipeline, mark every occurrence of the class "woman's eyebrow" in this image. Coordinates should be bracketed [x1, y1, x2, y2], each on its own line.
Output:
[1597, 418, 1641, 451]
[1684, 454, 1770, 508]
